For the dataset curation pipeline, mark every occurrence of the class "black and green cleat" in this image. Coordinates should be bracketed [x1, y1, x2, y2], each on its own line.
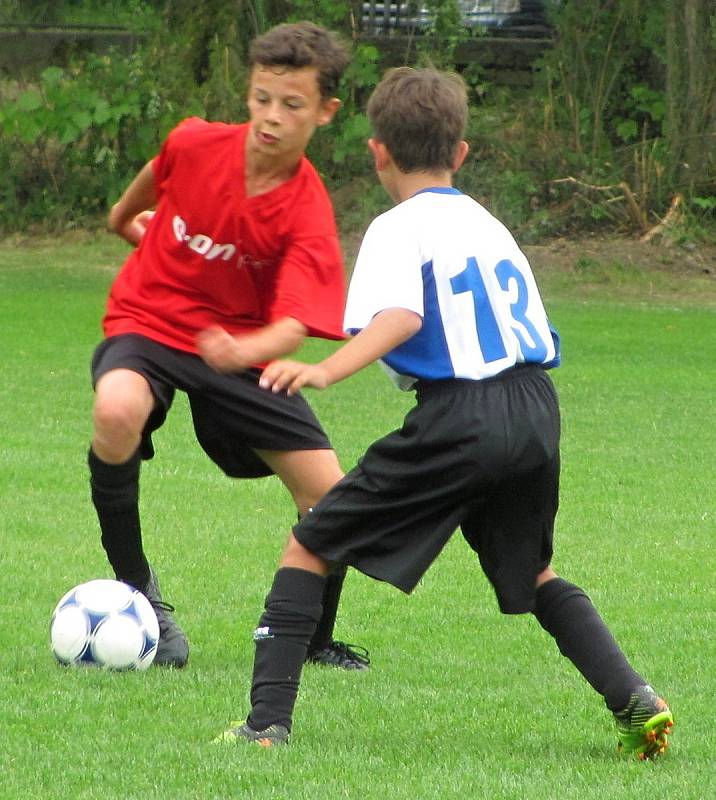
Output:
[614, 685, 673, 760]
[213, 721, 289, 747]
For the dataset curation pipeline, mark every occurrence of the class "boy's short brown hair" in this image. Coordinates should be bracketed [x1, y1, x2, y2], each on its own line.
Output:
[249, 21, 350, 99]
[367, 67, 468, 173]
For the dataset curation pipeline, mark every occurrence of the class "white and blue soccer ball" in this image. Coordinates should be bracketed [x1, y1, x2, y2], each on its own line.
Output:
[50, 579, 159, 670]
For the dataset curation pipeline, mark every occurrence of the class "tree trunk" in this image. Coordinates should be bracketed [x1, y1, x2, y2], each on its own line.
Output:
[665, 0, 716, 190]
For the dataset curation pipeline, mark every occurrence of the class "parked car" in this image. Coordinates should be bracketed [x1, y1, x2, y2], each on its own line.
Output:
[361, 1, 554, 36]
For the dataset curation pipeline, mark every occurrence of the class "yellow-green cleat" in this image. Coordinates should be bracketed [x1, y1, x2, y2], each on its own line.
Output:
[213, 721, 289, 747]
[613, 685, 674, 760]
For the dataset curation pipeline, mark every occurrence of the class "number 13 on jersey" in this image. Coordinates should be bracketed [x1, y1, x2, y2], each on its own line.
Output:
[450, 256, 559, 367]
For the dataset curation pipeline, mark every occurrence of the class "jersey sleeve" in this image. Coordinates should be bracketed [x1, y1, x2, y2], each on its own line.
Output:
[268, 234, 346, 340]
[343, 212, 425, 335]
[266, 173, 346, 340]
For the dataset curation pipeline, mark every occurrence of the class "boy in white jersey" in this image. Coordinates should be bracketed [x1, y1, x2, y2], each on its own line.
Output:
[214, 67, 673, 758]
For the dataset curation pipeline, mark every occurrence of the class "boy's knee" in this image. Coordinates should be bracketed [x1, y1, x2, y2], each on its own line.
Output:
[94, 398, 140, 433]
[93, 374, 152, 439]
[94, 370, 153, 429]
[92, 394, 150, 463]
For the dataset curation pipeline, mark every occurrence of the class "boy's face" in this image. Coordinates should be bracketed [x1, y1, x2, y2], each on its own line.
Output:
[246, 65, 339, 163]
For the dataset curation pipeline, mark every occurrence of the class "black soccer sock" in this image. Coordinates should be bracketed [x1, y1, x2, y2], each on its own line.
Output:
[308, 563, 347, 651]
[88, 447, 150, 588]
[533, 577, 645, 712]
[247, 567, 325, 732]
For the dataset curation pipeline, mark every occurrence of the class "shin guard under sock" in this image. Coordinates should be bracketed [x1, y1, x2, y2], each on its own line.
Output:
[308, 563, 347, 652]
[88, 447, 150, 588]
[248, 567, 325, 732]
[533, 577, 644, 711]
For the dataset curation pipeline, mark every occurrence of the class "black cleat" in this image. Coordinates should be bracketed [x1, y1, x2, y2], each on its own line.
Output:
[132, 568, 189, 668]
[305, 640, 370, 671]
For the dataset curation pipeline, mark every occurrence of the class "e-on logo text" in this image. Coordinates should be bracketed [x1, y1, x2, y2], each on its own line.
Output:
[173, 215, 236, 261]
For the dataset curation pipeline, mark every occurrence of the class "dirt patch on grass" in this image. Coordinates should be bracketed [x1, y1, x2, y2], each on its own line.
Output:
[524, 235, 715, 307]
[340, 227, 716, 307]
[2, 228, 714, 308]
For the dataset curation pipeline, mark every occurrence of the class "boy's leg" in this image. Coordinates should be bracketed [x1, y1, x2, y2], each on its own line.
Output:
[304, 563, 368, 669]
[257, 448, 369, 670]
[216, 535, 328, 745]
[91, 368, 155, 587]
[90, 367, 188, 667]
[533, 570, 672, 758]
[307, 562, 345, 649]
[88, 447, 147, 586]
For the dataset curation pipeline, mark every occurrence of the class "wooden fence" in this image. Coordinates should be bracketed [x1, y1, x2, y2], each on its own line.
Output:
[0, 24, 139, 78]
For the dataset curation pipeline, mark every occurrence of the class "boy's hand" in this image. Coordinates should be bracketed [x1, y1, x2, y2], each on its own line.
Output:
[259, 360, 329, 396]
[197, 326, 254, 373]
[131, 210, 155, 241]
[110, 209, 155, 246]
[198, 318, 308, 373]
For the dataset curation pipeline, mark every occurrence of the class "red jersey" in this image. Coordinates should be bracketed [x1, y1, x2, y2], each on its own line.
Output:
[103, 118, 346, 355]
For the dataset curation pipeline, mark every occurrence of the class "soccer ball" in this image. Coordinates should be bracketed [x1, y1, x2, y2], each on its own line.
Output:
[50, 579, 159, 670]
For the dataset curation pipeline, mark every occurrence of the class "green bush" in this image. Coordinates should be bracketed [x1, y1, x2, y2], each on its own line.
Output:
[0, 54, 188, 230]
[0, 14, 383, 233]
[0, 0, 713, 240]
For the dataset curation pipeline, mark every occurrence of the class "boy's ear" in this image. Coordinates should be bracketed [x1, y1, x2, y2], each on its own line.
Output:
[317, 97, 341, 127]
[368, 138, 390, 171]
[453, 140, 469, 172]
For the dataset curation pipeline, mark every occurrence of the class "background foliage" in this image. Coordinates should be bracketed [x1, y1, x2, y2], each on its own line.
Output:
[0, 0, 714, 239]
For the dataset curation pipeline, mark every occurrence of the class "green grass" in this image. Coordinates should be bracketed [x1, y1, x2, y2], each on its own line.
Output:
[1, 233, 714, 799]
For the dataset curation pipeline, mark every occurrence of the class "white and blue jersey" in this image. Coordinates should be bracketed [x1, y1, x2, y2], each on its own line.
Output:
[344, 187, 560, 390]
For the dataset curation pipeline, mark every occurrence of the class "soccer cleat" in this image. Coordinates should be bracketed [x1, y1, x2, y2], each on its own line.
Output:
[305, 640, 370, 671]
[613, 685, 674, 760]
[213, 721, 289, 747]
[133, 568, 189, 668]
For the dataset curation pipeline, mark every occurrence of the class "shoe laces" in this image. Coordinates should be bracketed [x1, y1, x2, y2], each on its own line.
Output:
[325, 640, 371, 666]
[147, 598, 177, 636]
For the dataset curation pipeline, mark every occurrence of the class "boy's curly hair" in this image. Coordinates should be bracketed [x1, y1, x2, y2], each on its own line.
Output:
[249, 21, 350, 99]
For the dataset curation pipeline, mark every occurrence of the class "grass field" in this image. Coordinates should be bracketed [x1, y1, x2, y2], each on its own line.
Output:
[1, 233, 714, 799]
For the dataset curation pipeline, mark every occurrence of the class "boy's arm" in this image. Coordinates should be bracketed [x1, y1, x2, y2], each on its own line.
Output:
[259, 308, 422, 395]
[197, 317, 309, 373]
[107, 160, 157, 246]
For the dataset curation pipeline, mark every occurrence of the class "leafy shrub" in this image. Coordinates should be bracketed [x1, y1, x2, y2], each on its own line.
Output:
[0, 2, 383, 233]
[0, 54, 187, 230]
[0, 0, 713, 242]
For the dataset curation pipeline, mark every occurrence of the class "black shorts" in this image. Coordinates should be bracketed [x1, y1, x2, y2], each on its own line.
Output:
[294, 365, 560, 614]
[91, 334, 332, 478]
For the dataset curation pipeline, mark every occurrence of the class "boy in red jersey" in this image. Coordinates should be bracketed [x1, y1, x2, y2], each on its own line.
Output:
[88, 21, 368, 671]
